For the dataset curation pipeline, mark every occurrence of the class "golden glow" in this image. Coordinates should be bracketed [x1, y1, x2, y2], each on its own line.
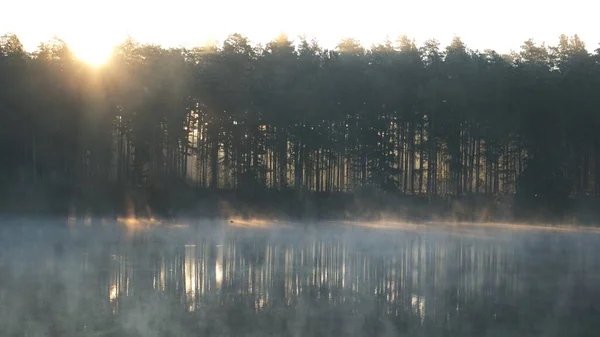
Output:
[116, 217, 188, 236]
[336, 220, 423, 231]
[116, 217, 156, 231]
[66, 28, 117, 66]
[109, 284, 118, 302]
[227, 217, 290, 229]
[336, 219, 600, 234]
[49, 5, 123, 67]
[73, 43, 113, 66]
[215, 244, 224, 289]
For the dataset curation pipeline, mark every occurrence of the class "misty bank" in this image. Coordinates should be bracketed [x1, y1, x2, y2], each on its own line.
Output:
[1, 184, 600, 225]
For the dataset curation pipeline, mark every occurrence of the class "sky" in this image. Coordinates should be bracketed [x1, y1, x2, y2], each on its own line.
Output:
[2, 0, 599, 64]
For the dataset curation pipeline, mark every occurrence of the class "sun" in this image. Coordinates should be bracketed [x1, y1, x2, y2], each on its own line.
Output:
[66, 31, 118, 66]
[74, 46, 113, 66]
[72, 41, 114, 66]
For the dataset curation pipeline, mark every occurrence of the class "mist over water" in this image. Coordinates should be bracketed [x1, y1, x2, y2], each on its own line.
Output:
[1, 220, 599, 337]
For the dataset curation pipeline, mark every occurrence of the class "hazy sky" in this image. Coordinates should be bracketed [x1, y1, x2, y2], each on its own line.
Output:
[2, 0, 598, 63]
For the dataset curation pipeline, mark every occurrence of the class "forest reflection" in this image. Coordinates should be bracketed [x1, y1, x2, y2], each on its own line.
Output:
[165, 235, 519, 314]
[2, 224, 599, 336]
[96, 226, 599, 336]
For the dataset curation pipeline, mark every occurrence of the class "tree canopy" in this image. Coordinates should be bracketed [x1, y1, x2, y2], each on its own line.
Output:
[2, 32, 600, 212]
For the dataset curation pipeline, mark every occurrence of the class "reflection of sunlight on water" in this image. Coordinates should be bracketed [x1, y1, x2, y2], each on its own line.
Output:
[215, 261, 223, 289]
[185, 245, 196, 312]
[216, 244, 223, 289]
[248, 244, 272, 311]
[248, 264, 253, 294]
[109, 284, 118, 303]
[411, 294, 426, 324]
[257, 298, 266, 311]
[109, 255, 130, 314]
[388, 280, 396, 303]
[153, 259, 166, 291]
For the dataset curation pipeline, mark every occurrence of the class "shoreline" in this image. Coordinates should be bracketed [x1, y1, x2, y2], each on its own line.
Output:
[2, 184, 600, 226]
[3, 213, 600, 235]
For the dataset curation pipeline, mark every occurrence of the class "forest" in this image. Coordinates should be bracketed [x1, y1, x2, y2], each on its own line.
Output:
[1, 32, 599, 222]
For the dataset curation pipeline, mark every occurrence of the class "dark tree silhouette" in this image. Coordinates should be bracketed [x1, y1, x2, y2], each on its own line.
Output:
[1, 32, 599, 221]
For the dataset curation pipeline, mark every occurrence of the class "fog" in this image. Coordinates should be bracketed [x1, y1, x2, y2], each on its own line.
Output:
[1, 219, 599, 337]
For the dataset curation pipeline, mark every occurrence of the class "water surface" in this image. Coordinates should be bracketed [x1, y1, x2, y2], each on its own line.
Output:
[0, 220, 599, 336]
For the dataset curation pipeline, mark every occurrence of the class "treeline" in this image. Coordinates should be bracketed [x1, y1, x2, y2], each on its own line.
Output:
[1, 32, 600, 217]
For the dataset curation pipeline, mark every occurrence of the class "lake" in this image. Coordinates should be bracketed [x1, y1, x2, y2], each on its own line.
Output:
[1, 219, 599, 336]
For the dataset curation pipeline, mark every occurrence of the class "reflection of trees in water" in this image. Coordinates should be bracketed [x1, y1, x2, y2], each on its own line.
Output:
[107, 232, 536, 335]
[108, 255, 132, 314]
[2, 228, 600, 337]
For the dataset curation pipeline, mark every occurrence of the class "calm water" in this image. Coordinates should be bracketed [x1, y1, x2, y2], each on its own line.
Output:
[1, 220, 599, 337]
